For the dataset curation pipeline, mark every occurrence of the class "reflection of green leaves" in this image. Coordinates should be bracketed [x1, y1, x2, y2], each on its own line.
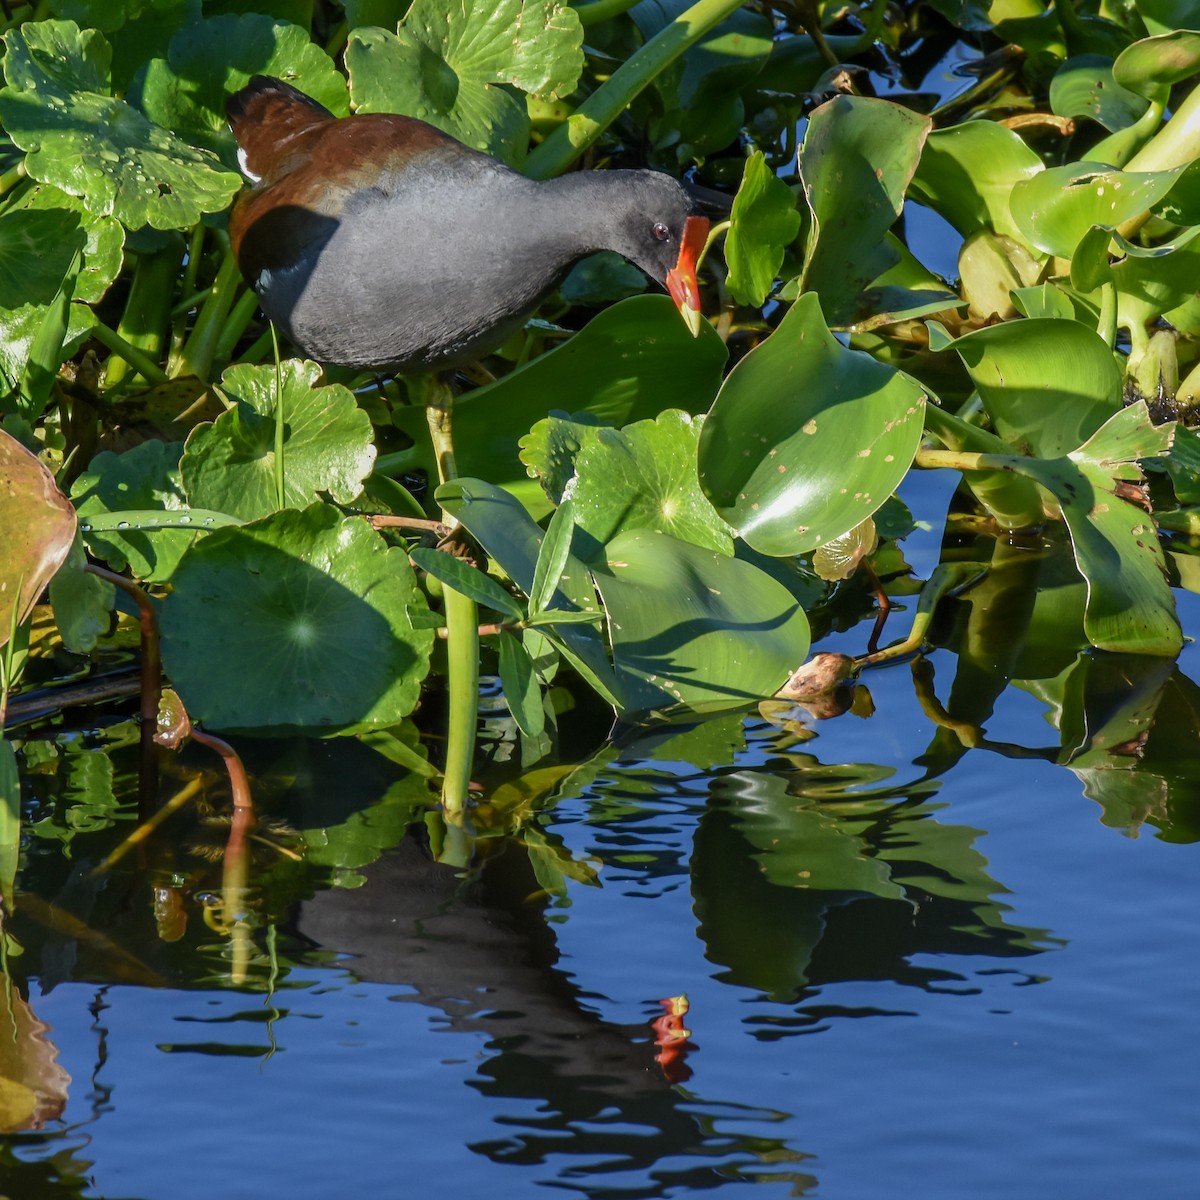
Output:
[571, 411, 732, 554]
[699, 293, 925, 556]
[0, 21, 242, 231]
[346, 0, 582, 162]
[725, 151, 802, 306]
[182, 361, 375, 522]
[160, 504, 434, 731]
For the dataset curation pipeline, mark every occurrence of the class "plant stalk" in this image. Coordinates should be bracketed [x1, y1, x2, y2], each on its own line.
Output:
[524, 0, 747, 179]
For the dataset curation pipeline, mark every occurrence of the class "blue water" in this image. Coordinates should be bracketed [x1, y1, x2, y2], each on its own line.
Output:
[12, 613, 1200, 1198]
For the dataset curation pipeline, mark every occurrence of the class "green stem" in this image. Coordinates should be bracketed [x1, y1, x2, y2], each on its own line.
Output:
[524, 0, 747, 179]
[91, 321, 170, 386]
[574, 0, 641, 25]
[0, 160, 26, 197]
[104, 242, 182, 389]
[416, 376, 477, 817]
[271, 324, 285, 511]
[171, 249, 243, 381]
[214, 287, 261, 375]
[1119, 81, 1200, 239]
[1097, 280, 1117, 348]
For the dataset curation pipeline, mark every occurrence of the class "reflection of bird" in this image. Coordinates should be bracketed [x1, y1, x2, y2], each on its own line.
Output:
[225, 76, 708, 372]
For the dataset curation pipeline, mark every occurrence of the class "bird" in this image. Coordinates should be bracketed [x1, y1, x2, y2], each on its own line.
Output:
[224, 75, 709, 373]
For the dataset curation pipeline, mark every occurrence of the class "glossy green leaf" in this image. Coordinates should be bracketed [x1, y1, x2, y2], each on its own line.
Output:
[18, 244, 80, 423]
[812, 518, 879, 582]
[1010, 161, 1185, 257]
[571, 410, 733, 555]
[840, 233, 964, 331]
[698, 292, 926, 556]
[909, 120, 1044, 243]
[518, 414, 605, 506]
[409, 546, 525, 620]
[0, 428, 77, 649]
[799, 95, 931, 323]
[346, 0, 582, 163]
[132, 13, 349, 165]
[591, 528, 810, 713]
[160, 504, 434, 731]
[438, 478, 619, 705]
[0, 209, 86, 311]
[182, 361, 375, 522]
[1051, 54, 1149, 130]
[0, 23, 242, 231]
[724, 150, 802, 306]
[71, 441, 194, 583]
[1113, 29, 1200, 94]
[1009, 405, 1180, 656]
[958, 229, 1041, 321]
[933, 318, 1121, 457]
[395, 296, 727, 516]
[1011, 282, 1076, 320]
[530, 498, 577, 616]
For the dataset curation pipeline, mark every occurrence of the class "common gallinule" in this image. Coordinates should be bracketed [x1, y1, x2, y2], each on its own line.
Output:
[225, 76, 708, 371]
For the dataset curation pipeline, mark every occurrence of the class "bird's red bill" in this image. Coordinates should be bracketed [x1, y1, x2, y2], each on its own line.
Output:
[666, 215, 709, 323]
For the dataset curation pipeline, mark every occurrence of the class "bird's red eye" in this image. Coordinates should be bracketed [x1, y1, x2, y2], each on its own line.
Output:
[653, 222, 671, 241]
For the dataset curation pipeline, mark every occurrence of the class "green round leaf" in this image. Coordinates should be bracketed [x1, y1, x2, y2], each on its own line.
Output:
[160, 504, 434, 731]
[132, 14, 349, 166]
[698, 292, 926, 557]
[182, 361, 376, 522]
[570, 410, 733, 554]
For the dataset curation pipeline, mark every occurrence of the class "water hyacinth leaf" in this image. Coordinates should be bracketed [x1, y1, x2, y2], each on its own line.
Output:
[592, 529, 810, 714]
[958, 229, 1041, 321]
[438, 478, 619, 705]
[571, 410, 733, 555]
[182, 361, 375, 522]
[909, 120, 1044, 243]
[70, 441, 194, 583]
[409, 546, 524, 621]
[1011, 283, 1076, 320]
[698, 293, 926, 557]
[159, 504, 434, 731]
[935, 318, 1121, 458]
[1050, 54, 1149, 130]
[0, 428, 77, 647]
[48, 536, 115, 654]
[1070, 222, 1115, 294]
[346, 0, 583, 162]
[133, 13, 349, 165]
[395, 296, 727, 516]
[724, 150, 801, 306]
[0, 23, 242, 231]
[799, 95, 931, 323]
[1113, 29, 1200, 94]
[1111, 225, 1200, 330]
[497, 630, 545, 738]
[1010, 161, 1185, 257]
[842, 233, 964, 332]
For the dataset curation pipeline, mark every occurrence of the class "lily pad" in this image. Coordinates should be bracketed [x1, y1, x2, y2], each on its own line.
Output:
[570, 410, 733, 554]
[346, 0, 582, 162]
[132, 13, 349, 165]
[181, 361, 375, 522]
[698, 292, 926, 557]
[159, 504, 434, 731]
[0, 21, 242, 232]
[592, 528, 810, 714]
[725, 150, 802, 306]
[0, 428, 77, 648]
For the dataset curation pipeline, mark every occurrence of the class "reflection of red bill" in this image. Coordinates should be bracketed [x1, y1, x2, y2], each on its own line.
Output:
[652, 993, 693, 1084]
[666, 217, 709, 337]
